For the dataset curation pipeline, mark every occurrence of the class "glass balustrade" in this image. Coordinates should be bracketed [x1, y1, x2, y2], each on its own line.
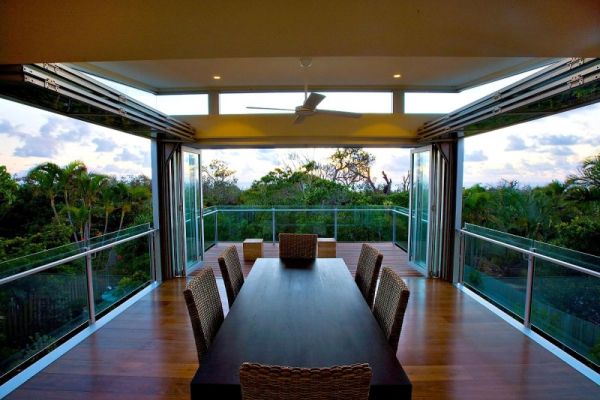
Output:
[461, 224, 600, 369]
[0, 225, 155, 382]
[201, 206, 409, 245]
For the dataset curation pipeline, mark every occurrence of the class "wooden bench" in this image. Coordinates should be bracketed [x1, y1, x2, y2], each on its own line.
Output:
[317, 238, 337, 258]
[243, 238, 264, 261]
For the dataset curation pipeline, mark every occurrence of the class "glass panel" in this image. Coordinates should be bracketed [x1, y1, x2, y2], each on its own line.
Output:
[336, 208, 391, 241]
[202, 209, 217, 251]
[404, 67, 544, 114]
[463, 234, 528, 319]
[0, 259, 88, 378]
[92, 234, 152, 315]
[184, 153, 200, 266]
[203, 207, 401, 244]
[0, 224, 151, 279]
[531, 259, 600, 368]
[276, 209, 335, 238]
[155, 95, 208, 115]
[409, 150, 430, 270]
[220, 92, 392, 114]
[217, 209, 273, 242]
[393, 207, 409, 251]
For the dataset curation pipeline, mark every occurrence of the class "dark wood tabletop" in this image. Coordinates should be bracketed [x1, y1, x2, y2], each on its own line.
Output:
[190, 257, 412, 399]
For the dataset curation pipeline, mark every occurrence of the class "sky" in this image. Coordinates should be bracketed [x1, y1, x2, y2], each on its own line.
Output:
[0, 98, 151, 178]
[0, 65, 599, 188]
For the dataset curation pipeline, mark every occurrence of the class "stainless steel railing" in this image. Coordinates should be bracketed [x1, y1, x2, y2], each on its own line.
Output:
[201, 206, 409, 245]
[459, 228, 600, 327]
[0, 228, 157, 323]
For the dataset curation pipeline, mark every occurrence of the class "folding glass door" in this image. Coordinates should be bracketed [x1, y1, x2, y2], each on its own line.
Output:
[409, 146, 432, 275]
[182, 150, 203, 272]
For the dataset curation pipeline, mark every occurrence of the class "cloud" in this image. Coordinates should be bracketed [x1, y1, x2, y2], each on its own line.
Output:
[0, 119, 17, 133]
[57, 120, 91, 141]
[13, 134, 60, 158]
[93, 137, 117, 152]
[115, 148, 145, 163]
[39, 117, 91, 141]
[464, 150, 488, 162]
[256, 149, 277, 162]
[505, 135, 528, 151]
[547, 146, 574, 157]
[39, 117, 61, 135]
[538, 134, 579, 146]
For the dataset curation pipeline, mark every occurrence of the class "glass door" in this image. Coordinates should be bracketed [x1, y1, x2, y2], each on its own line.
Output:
[183, 151, 203, 272]
[409, 146, 432, 275]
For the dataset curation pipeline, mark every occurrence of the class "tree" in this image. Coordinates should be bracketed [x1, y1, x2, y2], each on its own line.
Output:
[202, 160, 241, 205]
[324, 147, 392, 193]
[567, 154, 600, 191]
[0, 166, 18, 218]
[26, 162, 62, 222]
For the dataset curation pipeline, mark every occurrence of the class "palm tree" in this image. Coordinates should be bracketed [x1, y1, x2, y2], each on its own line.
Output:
[568, 154, 600, 191]
[98, 178, 119, 235]
[59, 160, 87, 235]
[77, 173, 109, 243]
[26, 162, 62, 222]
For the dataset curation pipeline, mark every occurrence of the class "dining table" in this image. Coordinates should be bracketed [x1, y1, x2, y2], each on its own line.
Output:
[190, 257, 412, 399]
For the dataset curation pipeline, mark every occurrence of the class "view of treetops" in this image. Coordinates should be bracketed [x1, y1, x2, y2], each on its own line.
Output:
[1, 146, 598, 263]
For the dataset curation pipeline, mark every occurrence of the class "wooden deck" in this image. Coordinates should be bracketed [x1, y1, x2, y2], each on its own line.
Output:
[6, 244, 600, 400]
[201, 241, 421, 279]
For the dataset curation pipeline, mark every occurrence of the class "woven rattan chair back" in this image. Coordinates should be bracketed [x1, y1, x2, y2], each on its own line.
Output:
[218, 245, 244, 307]
[372, 267, 410, 353]
[183, 268, 224, 363]
[278, 233, 318, 259]
[355, 243, 383, 308]
[239, 362, 372, 400]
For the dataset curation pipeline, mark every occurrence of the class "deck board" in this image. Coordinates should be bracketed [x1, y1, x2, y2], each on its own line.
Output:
[6, 244, 599, 400]
[200, 241, 421, 279]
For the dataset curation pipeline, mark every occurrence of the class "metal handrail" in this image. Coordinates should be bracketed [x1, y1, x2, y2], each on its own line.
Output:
[460, 229, 600, 279]
[202, 206, 410, 215]
[0, 229, 156, 286]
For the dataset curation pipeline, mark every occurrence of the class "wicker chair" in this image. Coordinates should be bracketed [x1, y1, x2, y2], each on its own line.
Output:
[372, 267, 410, 353]
[354, 243, 383, 308]
[278, 233, 318, 259]
[183, 268, 224, 363]
[218, 245, 244, 307]
[239, 362, 372, 400]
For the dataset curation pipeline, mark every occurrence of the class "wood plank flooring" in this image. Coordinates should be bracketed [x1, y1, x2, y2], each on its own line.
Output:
[201, 242, 421, 279]
[6, 244, 599, 399]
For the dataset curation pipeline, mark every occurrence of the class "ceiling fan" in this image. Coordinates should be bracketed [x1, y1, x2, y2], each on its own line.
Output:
[246, 58, 363, 124]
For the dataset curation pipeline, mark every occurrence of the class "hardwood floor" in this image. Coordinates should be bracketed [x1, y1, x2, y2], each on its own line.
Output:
[7, 244, 599, 399]
[201, 241, 422, 279]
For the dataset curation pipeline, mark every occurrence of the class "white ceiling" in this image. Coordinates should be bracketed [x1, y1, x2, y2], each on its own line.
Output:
[72, 57, 553, 94]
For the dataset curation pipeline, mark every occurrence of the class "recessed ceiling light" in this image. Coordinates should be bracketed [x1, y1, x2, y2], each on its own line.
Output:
[393, 74, 402, 79]
[213, 75, 221, 80]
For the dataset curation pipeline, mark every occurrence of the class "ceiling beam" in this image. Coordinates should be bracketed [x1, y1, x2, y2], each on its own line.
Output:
[178, 114, 434, 148]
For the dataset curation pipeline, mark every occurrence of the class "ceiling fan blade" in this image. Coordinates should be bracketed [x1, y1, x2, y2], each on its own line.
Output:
[293, 114, 306, 124]
[315, 109, 362, 118]
[302, 93, 325, 110]
[246, 106, 296, 111]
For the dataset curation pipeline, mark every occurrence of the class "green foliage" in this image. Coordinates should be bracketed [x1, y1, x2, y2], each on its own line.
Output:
[0, 163, 152, 263]
[462, 155, 600, 256]
[0, 166, 18, 218]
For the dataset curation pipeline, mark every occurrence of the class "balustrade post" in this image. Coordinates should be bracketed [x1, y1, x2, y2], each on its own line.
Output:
[334, 208, 338, 240]
[524, 248, 535, 328]
[459, 231, 465, 283]
[392, 211, 397, 244]
[149, 231, 156, 282]
[85, 247, 96, 325]
[214, 211, 218, 244]
[272, 208, 276, 243]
